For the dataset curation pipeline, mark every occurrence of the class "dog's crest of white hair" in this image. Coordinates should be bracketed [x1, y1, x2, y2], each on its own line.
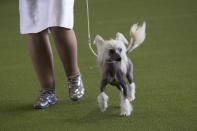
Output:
[94, 34, 129, 74]
[115, 32, 129, 74]
[97, 92, 109, 112]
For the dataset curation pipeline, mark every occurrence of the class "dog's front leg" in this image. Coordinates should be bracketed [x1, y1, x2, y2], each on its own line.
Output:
[97, 79, 109, 112]
[119, 83, 133, 116]
[117, 72, 128, 98]
[117, 73, 133, 116]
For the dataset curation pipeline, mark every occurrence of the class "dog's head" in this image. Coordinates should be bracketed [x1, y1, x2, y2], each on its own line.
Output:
[94, 32, 129, 65]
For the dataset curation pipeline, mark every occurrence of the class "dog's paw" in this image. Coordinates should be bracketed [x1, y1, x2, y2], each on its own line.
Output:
[97, 92, 109, 112]
[127, 83, 136, 102]
[128, 96, 135, 102]
[120, 98, 133, 116]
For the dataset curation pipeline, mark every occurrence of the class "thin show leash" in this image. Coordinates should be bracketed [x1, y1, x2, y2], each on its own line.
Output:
[86, 0, 98, 57]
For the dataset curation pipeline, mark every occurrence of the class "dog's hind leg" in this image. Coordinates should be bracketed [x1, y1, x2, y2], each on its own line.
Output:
[127, 82, 136, 102]
[127, 77, 136, 102]
[126, 61, 136, 102]
[97, 79, 109, 112]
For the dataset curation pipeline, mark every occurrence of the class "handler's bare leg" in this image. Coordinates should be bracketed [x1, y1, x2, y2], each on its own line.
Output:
[50, 27, 84, 101]
[28, 29, 57, 108]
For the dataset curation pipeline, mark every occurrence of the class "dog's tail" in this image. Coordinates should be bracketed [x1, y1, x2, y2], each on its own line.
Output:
[126, 22, 146, 53]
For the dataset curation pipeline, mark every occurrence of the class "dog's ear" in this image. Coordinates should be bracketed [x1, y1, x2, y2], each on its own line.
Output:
[94, 35, 105, 56]
[116, 32, 128, 45]
[94, 35, 104, 45]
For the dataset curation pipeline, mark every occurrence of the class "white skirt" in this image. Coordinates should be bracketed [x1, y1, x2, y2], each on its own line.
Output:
[19, 0, 74, 34]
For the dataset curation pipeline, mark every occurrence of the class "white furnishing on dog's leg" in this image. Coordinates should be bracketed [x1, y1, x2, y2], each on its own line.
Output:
[120, 93, 133, 116]
[127, 82, 136, 102]
[97, 92, 109, 112]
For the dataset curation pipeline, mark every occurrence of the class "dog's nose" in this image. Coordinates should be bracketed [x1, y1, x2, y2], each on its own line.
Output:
[109, 49, 115, 55]
[116, 57, 121, 61]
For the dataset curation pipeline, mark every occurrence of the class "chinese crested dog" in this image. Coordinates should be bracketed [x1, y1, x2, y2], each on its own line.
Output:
[94, 22, 146, 116]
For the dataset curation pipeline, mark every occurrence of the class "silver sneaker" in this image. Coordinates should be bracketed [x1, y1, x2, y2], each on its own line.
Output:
[68, 74, 85, 101]
[33, 89, 58, 109]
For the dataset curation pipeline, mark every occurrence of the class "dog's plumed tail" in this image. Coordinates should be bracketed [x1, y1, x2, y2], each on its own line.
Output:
[127, 22, 146, 53]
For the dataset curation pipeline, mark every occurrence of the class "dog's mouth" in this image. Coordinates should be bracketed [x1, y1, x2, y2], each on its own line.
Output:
[106, 57, 121, 63]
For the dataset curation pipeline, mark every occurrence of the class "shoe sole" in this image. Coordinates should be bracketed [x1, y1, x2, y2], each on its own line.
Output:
[33, 100, 57, 109]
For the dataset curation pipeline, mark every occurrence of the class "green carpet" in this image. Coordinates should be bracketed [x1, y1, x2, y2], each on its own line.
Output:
[0, 0, 197, 130]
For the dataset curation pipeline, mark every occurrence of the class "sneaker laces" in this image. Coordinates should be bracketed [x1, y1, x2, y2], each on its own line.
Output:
[68, 74, 81, 89]
[39, 89, 54, 100]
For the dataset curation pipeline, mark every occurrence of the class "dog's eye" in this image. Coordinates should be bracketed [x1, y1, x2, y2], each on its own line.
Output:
[118, 48, 122, 52]
[109, 49, 115, 54]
